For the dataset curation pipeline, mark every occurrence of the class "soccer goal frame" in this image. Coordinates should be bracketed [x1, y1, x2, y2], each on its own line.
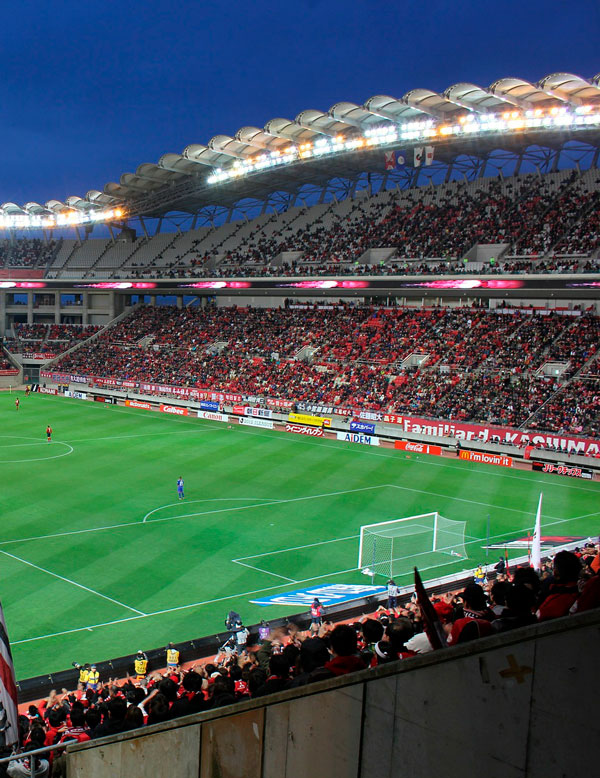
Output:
[358, 512, 467, 580]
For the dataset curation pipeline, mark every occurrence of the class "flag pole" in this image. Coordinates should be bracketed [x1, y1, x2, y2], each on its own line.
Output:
[531, 492, 543, 571]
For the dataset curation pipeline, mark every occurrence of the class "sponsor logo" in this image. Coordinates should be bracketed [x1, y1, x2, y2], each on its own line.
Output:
[39, 387, 58, 395]
[65, 391, 87, 400]
[350, 421, 376, 434]
[93, 395, 114, 404]
[0, 370, 19, 376]
[531, 462, 593, 480]
[160, 404, 189, 416]
[197, 411, 229, 422]
[459, 450, 512, 467]
[125, 399, 152, 410]
[245, 406, 273, 419]
[394, 440, 443, 456]
[251, 583, 387, 607]
[286, 423, 324, 437]
[199, 401, 220, 411]
[238, 417, 274, 429]
[381, 413, 600, 457]
[232, 405, 246, 415]
[336, 432, 380, 446]
[288, 413, 331, 428]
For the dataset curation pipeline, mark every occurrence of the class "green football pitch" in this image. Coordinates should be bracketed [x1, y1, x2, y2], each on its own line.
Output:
[1, 391, 599, 680]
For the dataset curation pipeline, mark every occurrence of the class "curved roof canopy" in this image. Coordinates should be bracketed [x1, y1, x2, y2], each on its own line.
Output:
[3, 71, 600, 223]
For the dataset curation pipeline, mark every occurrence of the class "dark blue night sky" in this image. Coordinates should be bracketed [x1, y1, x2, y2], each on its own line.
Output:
[1, 0, 597, 205]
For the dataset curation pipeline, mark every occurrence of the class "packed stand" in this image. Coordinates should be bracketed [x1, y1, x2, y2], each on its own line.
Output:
[48, 304, 600, 436]
[527, 379, 600, 437]
[11, 544, 599, 769]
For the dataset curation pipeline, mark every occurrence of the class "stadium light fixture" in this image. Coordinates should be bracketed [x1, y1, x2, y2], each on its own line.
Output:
[206, 105, 600, 187]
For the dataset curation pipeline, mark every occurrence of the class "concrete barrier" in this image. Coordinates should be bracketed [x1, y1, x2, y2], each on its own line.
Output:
[66, 609, 600, 777]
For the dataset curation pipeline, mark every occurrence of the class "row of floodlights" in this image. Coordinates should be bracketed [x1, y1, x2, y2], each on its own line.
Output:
[0, 207, 124, 231]
[207, 104, 600, 185]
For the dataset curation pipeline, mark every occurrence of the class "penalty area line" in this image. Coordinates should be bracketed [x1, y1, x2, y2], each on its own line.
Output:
[0, 549, 146, 617]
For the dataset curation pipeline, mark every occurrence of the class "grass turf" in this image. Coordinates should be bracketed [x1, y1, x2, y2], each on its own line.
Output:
[1, 390, 599, 680]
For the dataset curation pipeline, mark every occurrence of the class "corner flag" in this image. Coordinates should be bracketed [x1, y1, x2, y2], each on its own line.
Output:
[531, 493, 543, 571]
[0, 601, 18, 746]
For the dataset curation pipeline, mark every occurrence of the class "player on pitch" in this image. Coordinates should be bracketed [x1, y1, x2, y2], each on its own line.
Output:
[46, 425, 52, 443]
[177, 476, 185, 500]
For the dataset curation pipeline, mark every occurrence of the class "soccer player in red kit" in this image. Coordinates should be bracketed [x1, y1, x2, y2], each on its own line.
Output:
[46, 425, 52, 443]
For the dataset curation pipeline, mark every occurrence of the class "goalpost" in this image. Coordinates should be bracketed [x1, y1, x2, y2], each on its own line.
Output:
[358, 512, 467, 580]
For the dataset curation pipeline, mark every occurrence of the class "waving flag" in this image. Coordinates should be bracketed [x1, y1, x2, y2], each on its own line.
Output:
[414, 567, 447, 650]
[0, 602, 18, 746]
[531, 493, 543, 571]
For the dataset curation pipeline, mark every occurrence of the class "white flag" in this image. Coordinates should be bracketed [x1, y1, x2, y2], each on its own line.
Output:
[531, 493, 543, 571]
[0, 601, 18, 746]
[425, 145, 434, 166]
[414, 147, 424, 167]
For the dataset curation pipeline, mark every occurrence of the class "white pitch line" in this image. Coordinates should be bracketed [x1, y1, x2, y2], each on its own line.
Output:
[9, 508, 595, 646]
[232, 560, 297, 583]
[0, 549, 146, 616]
[142, 497, 283, 523]
[143, 484, 389, 524]
[0, 442, 74, 464]
[233, 534, 359, 562]
[231, 426, 600, 494]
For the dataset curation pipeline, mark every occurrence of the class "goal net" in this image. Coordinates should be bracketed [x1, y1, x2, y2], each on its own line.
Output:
[358, 512, 467, 580]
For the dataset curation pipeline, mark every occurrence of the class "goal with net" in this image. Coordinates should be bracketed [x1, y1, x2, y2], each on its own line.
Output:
[358, 512, 467, 579]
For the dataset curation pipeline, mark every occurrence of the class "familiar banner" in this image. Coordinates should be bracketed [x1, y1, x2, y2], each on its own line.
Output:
[459, 450, 512, 467]
[381, 413, 600, 457]
[238, 417, 274, 430]
[251, 583, 387, 607]
[286, 423, 324, 437]
[336, 431, 380, 446]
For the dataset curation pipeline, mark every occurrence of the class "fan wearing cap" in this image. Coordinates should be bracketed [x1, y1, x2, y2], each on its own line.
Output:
[134, 650, 149, 680]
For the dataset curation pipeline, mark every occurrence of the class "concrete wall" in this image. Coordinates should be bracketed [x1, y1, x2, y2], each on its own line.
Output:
[66, 610, 600, 778]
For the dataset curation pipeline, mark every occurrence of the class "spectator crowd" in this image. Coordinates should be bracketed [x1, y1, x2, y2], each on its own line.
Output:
[8, 543, 599, 775]
[48, 303, 600, 435]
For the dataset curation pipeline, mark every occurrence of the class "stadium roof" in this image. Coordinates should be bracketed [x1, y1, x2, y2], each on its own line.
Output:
[3, 71, 600, 226]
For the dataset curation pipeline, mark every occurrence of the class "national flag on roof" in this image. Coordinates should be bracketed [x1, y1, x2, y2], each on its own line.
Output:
[384, 151, 408, 170]
[0, 601, 18, 746]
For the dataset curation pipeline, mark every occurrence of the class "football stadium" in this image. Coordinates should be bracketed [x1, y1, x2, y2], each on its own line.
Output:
[1, 66, 600, 775]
